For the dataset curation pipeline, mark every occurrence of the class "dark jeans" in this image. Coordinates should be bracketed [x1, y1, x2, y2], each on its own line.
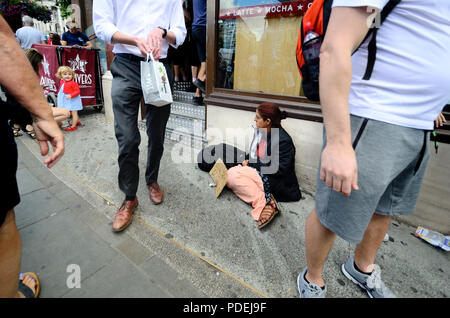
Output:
[110, 54, 174, 197]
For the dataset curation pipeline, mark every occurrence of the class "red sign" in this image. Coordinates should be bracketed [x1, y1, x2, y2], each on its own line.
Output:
[219, 0, 313, 20]
[32, 44, 59, 97]
[61, 48, 97, 106]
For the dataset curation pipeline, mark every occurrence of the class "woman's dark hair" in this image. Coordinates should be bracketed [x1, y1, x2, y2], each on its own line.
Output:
[257, 102, 287, 128]
[52, 34, 62, 45]
[24, 48, 43, 75]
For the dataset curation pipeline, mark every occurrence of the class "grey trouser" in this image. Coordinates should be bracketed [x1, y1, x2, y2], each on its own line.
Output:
[315, 115, 431, 244]
[110, 53, 174, 197]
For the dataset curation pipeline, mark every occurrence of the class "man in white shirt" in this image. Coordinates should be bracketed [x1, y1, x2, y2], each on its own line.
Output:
[15, 16, 46, 49]
[298, 0, 450, 298]
[93, 0, 186, 233]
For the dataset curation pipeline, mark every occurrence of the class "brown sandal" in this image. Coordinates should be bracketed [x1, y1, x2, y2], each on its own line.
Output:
[258, 197, 280, 229]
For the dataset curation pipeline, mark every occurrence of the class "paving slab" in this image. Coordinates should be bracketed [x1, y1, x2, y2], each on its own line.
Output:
[15, 131, 261, 298]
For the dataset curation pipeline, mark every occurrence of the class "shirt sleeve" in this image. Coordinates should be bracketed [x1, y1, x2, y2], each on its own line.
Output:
[168, 0, 187, 49]
[332, 0, 389, 10]
[93, 0, 119, 44]
[62, 32, 68, 42]
[70, 82, 81, 98]
[81, 32, 89, 42]
[15, 30, 22, 45]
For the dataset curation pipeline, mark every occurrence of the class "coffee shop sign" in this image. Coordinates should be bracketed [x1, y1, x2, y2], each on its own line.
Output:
[219, 1, 314, 20]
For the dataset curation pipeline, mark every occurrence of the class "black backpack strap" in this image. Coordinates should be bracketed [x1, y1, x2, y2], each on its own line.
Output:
[362, 0, 401, 80]
[322, 0, 333, 32]
[362, 29, 378, 80]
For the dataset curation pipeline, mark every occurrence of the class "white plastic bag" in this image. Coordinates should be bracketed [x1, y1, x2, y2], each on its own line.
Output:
[140, 52, 172, 106]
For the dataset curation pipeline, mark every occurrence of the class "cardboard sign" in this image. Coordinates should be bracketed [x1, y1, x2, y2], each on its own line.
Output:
[209, 159, 228, 198]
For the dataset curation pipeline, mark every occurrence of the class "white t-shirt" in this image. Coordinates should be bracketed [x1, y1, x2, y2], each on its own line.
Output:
[15, 26, 45, 49]
[332, 0, 450, 130]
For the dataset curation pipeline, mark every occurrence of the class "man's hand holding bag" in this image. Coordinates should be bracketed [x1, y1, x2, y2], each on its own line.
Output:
[140, 52, 173, 106]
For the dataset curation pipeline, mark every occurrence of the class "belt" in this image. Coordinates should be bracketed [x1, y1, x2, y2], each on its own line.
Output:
[116, 53, 168, 64]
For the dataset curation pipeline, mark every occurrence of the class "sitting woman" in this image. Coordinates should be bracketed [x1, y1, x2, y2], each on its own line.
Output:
[226, 102, 302, 229]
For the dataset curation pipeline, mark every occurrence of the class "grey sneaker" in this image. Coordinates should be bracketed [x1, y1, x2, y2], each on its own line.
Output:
[341, 257, 396, 298]
[297, 268, 327, 298]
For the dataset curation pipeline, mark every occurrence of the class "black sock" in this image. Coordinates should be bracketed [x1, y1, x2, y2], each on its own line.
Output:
[354, 261, 373, 275]
[304, 271, 326, 290]
[125, 195, 136, 201]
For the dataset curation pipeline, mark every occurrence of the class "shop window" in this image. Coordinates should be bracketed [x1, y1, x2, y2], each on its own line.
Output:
[216, 0, 312, 97]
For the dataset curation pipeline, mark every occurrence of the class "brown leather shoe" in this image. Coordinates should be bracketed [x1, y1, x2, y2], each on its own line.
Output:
[112, 197, 138, 232]
[148, 182, 163, 205]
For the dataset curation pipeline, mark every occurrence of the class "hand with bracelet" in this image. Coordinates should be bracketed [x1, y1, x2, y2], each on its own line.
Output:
[146, 27, 167, 60]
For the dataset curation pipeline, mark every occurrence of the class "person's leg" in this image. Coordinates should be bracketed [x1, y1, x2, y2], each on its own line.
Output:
[194, 87, 202, 98]
[191, 65, 198, 82]
[144, 104, 170, 184]
[181, 65, 188, 81]
[71, 111, 79, 127]
[304, 209, 336, 287]
[354, 213, 391, 273]
[144, 60, 173, 186]
[51, 107, 70, 124]
[198, 61, 206, 82]
[0, 209, 21, 297]
[226, 166, 267, 222]
[110, 56, 143, 199]
[173, 64, 181, 82]
[192, 26, 206, 94]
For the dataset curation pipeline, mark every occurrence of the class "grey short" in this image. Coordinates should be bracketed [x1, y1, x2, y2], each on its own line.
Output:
[315, 115, 430, 244]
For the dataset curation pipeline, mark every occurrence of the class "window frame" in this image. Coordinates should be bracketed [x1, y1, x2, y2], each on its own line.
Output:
[205, 0, 323, 123]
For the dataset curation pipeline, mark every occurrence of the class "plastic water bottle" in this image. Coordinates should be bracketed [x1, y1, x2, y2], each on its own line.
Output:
[303, 21, 322, 63]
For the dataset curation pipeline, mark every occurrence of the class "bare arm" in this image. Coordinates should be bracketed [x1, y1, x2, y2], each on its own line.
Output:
[0, 16, 64, 168]
[318, 6, 375, 196]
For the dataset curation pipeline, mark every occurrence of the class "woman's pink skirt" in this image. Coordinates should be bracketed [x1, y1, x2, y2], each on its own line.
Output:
[226, 165, 266, 221]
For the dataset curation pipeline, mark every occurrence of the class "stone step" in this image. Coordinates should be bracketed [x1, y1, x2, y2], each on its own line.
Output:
[165, 126, 206, 150]
[171, 101, 205, 120]
[137, 118, 205, 149]
[138, 87, 207, 148]
[173, 81, 197, 93]
[173, 90, 201, 104]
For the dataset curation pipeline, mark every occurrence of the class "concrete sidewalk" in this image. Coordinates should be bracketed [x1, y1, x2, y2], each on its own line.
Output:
[15, 109, 449, 298]
[15, 135, 259, 298]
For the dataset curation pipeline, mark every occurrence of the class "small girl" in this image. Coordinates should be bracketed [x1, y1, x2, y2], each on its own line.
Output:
[56, 66, 82, 131]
